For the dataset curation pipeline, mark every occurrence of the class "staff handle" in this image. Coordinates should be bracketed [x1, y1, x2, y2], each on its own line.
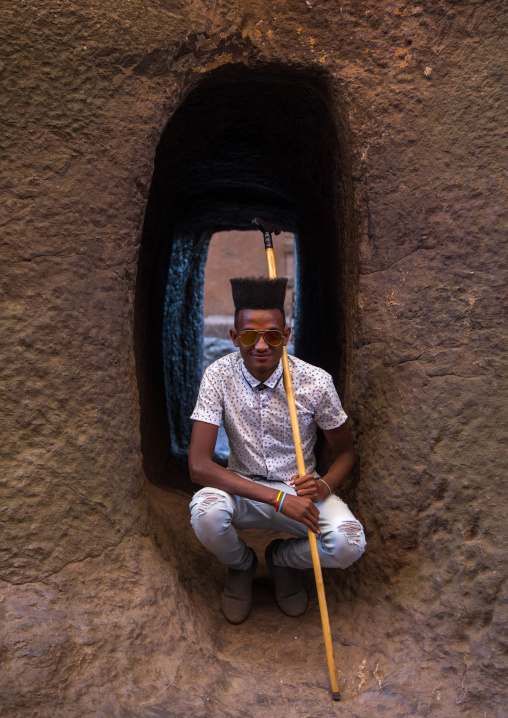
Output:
[265, 246, 341, 700]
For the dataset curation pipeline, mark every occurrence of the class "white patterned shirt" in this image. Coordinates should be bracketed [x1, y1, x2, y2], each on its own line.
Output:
[191, 352, 347, 485]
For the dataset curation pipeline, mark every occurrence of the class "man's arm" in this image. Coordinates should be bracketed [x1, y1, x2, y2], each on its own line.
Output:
[320, 423, 357, 491]
[188, 420, 320, 533]
[290, 423, 357, 501]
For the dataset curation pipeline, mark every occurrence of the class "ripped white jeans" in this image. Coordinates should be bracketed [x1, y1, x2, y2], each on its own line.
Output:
[189, 478, 366, 571]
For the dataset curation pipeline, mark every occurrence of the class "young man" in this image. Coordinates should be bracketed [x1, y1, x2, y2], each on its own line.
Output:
[189, 277, 365, 624]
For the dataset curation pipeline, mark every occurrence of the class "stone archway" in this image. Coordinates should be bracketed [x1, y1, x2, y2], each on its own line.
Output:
[135, 64, 357, 490]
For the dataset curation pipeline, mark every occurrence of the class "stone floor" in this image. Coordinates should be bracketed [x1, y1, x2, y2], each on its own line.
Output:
[1, 482, 501, 718]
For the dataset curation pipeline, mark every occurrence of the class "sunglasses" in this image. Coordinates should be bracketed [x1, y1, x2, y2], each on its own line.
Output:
[239, 329, 284, 347]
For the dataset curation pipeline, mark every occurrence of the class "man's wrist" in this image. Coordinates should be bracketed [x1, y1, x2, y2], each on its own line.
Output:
[318, 478, 333, 497]
[270, 488, 282, 508]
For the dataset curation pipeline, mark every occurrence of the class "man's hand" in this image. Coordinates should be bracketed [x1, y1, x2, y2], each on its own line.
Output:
[279, 493, 320, 533]
[290, 473, 322, 503]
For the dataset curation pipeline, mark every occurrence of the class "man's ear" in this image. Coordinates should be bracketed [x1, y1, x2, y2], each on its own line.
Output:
[230, 327, 240, 347]
[283, 326, 291, 345]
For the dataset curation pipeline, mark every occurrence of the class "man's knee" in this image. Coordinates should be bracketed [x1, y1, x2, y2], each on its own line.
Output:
[322, 519, 366, 569]
[190, 488, 233, 538]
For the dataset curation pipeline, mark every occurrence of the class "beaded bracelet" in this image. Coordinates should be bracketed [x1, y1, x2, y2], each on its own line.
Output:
[277, 493, 287, 512]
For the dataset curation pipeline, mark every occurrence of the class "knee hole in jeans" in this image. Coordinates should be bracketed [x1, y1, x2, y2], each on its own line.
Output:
[338, 520, 366, 551]
[194, 490, 226, 518]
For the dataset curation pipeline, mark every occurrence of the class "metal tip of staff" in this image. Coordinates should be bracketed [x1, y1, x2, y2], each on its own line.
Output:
[332, 692, 341, 701]
[251, 217, 281, 235]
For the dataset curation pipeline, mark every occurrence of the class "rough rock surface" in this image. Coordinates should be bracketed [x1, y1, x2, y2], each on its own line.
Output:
[1, 1, 507, 716]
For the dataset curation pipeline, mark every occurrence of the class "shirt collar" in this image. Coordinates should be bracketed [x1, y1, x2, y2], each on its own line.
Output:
[241, 358, 283, 390]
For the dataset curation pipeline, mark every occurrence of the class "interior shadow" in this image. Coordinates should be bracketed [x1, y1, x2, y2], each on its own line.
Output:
[134, 63, 355, 492]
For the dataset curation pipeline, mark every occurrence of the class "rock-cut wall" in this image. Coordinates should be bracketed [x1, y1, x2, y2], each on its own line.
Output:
[1, 1, 506, 717]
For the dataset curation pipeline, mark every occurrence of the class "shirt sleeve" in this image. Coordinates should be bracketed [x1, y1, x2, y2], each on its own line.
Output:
[190, 364, 224, 426]
[314, 371, 348, 430]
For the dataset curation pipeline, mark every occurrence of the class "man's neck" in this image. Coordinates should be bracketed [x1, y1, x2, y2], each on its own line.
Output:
[243, 361, 279, 384]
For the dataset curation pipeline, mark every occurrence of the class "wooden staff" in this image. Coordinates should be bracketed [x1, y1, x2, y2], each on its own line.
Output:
[252, 217, 341, 701]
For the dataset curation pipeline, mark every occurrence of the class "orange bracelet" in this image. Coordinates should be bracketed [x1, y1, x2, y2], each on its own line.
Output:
[316, 481, 323, 502]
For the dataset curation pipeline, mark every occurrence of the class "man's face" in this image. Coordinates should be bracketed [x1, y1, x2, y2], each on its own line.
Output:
[230, 308, 291, 382]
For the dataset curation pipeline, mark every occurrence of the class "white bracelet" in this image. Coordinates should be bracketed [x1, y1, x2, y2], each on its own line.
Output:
[319, 478, 333, 497]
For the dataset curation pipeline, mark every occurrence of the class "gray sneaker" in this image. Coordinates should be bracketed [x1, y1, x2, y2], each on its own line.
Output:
[220, 550, 258, 624]
[265, 539, 308, 617]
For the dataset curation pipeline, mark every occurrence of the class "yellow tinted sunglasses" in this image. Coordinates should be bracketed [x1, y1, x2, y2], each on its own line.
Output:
[239, 330, 283, 347]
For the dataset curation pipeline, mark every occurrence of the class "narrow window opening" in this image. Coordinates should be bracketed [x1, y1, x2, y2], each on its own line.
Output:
[135, 65, 354, 491]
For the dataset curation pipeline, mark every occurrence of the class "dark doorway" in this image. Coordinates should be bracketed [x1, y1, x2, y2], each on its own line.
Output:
[135, 64, 353, 491]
